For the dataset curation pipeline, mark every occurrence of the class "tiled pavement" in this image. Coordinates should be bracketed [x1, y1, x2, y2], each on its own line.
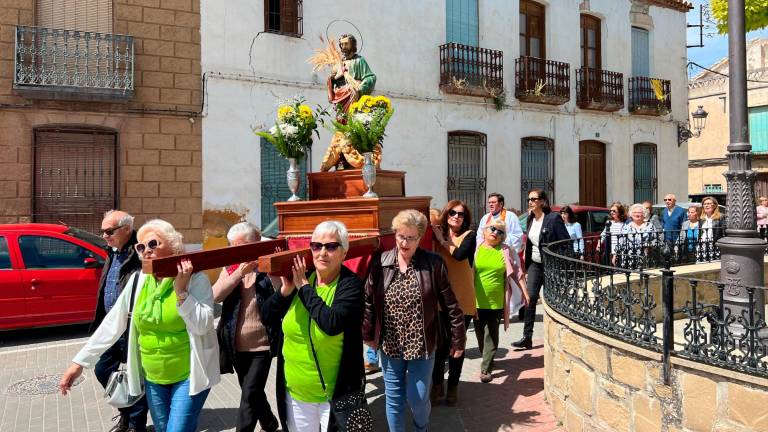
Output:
[0, 316, 561, 432]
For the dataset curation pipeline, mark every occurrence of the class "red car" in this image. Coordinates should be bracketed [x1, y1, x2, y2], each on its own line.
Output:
[0, 223, 108, 330]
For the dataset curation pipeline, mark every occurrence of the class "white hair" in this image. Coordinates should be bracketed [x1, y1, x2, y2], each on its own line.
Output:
[226, 222, 261, 244]
[628, 203, 645, 217]
[312, 220, 349, 251]
[137, 219, 184, 254]
[104, 210, 134, 229]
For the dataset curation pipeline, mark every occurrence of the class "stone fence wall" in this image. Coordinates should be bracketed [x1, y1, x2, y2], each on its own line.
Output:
[544, 302, 768, 432]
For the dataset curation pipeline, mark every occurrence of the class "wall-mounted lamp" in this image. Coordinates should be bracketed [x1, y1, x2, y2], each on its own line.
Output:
[678, 105, 709, 147]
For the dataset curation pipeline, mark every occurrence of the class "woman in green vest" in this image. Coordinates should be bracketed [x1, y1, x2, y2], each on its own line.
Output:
[474, 219, 529, 383]
[261, 221, 364, 432]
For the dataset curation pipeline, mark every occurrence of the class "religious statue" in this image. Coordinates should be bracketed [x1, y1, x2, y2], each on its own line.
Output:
[310, 34, 383, 171]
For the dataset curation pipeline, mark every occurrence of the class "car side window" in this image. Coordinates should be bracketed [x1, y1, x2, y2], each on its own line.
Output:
[0, 237, 11, 269]
[591, 211, 610, 233]
[18, 236, 95, 269]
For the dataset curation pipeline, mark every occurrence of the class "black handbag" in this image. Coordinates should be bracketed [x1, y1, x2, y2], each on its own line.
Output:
[307, 318, 373, 432]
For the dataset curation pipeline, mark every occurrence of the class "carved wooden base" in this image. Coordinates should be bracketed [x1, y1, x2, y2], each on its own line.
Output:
[308, 169, 406, 200]
[275, 196, 431, 237]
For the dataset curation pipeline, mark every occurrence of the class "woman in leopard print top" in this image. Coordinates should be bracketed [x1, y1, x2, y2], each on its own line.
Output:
[363, 209, 465, 432]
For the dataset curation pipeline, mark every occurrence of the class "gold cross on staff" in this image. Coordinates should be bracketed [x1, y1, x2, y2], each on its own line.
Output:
[141, 236, 380, 278]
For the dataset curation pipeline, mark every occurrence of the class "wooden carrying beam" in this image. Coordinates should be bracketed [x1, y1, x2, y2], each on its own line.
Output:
[258, 236, 380, 276]
[142, 238, 288, 277]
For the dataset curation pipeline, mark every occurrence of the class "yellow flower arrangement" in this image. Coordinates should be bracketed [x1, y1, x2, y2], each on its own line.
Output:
[298, 105, 314, 120]
[277, 105, 295, 120]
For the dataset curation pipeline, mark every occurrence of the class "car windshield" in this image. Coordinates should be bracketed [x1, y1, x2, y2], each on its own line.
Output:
[64, 226, 107, 249]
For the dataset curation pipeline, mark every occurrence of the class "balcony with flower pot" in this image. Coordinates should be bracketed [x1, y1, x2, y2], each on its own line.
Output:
[439, 43, 504, 101]
[514, 56, 570, 105]
[629, 76, 671, 116]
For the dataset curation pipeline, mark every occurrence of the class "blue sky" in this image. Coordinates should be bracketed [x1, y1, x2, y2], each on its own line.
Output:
[686, 0, 768, 76]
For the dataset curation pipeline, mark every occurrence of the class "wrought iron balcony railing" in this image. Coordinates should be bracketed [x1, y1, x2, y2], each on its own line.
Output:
[629, 76, 671, 116]
[514, 56, 570, 105]
[439, 43, 503, 98]
[576, 67, 624, 112]
[14, 26, 134, 101]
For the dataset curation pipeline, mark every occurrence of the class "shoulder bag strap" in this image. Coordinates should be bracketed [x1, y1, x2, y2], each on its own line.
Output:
[127, 272, 140, 329]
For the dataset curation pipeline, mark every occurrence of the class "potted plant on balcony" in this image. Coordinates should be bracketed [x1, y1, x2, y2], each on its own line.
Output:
[255, 97, 319, 201]
[332, 95, 394, 198]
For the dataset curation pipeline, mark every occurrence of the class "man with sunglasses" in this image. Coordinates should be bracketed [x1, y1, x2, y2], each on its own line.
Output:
[660, 194, 686, 243]
[475, 193, 524, 253]
[91, 210, 148, 432]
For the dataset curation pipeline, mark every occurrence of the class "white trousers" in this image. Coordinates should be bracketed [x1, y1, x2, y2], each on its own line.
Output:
[286, 392, 331, 432]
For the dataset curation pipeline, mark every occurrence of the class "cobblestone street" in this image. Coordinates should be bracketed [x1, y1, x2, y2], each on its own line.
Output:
[0, 315, 558, 432]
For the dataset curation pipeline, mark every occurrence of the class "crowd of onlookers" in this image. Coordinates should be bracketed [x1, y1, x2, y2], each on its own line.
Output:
[54, 191, 762, 432]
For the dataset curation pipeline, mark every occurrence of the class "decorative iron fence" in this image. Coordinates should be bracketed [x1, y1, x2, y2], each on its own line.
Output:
[628, 76, 671, 116]
[439, 43, 503, 97]
[514, 56, 570, 105]
[543, 229, 768, 381]
[14, 26, 134, 100]
[576, 67, 624, 112]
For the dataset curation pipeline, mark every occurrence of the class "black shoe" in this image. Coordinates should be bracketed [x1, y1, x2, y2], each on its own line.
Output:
[512, 337, 533, 350]
[109, 415, 129, 432]
[262, 417, 280, 432]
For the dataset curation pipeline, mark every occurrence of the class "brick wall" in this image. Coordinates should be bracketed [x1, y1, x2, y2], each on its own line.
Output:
[0, 0, 202, 243]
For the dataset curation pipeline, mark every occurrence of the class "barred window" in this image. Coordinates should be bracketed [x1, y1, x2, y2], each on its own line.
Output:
[264, 0, 303, 37]
[36, 0, 113, 33]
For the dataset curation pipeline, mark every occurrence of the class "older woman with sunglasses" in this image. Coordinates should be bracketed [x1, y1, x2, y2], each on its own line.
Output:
[261, 221, 364, 432]
[474, 219, 528, 383]
[60, 219, 220, 432]
[430, 200, 476, 405]
[364, 209, 465, 432]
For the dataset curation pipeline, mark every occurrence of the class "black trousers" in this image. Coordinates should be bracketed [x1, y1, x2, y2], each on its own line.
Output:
[522, 261, 545, 339]
[233, 351, 278, 432]
[94, 334, 149, 428]
[432, 315, 472, 387]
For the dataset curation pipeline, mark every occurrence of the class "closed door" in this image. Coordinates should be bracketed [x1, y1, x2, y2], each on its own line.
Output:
[634, 143, 657, 203]
[579, 141, 606, 206]
[580, 15, 601, 69]
[34, 129, 117, 234]
[446, 0, 478, 46]
[631, 27, 650, 77]
[521, 137, 555, 209]
[260, 138, 308, 226]
[0, 236, 25, 328]
[18, 235, 101, 326]
[520, 0, 545, 58]
[447, 132, 486, 227]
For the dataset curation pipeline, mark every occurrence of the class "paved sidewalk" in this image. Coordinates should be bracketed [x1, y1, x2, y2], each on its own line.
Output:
[0, 316, 560, 431]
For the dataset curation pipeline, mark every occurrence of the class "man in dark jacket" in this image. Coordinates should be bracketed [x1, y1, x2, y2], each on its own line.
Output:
[91, 210, 148, 432]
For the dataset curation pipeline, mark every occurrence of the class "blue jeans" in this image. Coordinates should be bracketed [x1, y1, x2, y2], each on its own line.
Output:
[380, 352, 435, 432]
[145, 378, 210, 432]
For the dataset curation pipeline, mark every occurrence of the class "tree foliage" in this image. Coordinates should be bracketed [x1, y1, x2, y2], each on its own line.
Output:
[710, 0, 768, 34]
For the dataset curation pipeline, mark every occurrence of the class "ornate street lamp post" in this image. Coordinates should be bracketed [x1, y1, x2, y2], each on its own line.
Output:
[719, 0, 766, 334]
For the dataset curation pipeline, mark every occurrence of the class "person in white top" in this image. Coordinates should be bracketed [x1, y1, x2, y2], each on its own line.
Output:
[475, 193, 524, 253]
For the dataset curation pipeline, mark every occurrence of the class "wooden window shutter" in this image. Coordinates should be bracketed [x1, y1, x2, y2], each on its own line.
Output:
[36, 0, 113, 33]
[280, 0, 298, 35]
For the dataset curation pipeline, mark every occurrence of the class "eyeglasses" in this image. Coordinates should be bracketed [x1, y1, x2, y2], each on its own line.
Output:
[134, 239, 160, 254]
[664, 198, 674, 202]
[448, 209, 465, 218]
[610, 209, 618, 213]
[100, 225, 125, 236]
[309, 242, 342, 253]
[395, 234, 420, 244]
[487, 226, 505, 235]
[528, 197, 540, 202]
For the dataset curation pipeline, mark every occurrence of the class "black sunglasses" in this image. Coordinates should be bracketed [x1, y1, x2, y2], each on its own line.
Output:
[100, 225, 125, 236]
[134, 239, 160, 254]
[528, 197, 540, 202]
[487, 226, 505, 235]
[309, 242, 342, 253]
[448, 209, 465, 218]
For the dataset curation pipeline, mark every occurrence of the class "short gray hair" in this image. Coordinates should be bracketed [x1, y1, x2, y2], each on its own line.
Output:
[312, 220, 349, 251]
[628, 203, 645, 217]
[104, 210, 134, 228]
[137, 219, 184, 254]
[226, 222, 261, 244]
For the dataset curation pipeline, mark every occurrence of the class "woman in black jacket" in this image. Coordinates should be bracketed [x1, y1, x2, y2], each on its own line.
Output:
[512, 189, 570, 350]
[213, 222, 280, 432]
[261, 221, 364, 432]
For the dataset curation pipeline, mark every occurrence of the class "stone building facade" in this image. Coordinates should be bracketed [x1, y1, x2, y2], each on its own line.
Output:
[688, 38, 768, 201]
[0, 0, 202, 243]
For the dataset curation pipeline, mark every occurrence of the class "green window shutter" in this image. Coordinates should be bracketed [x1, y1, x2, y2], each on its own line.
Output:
[749, 106, 768, 153]
[260, 138, 308, 226]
